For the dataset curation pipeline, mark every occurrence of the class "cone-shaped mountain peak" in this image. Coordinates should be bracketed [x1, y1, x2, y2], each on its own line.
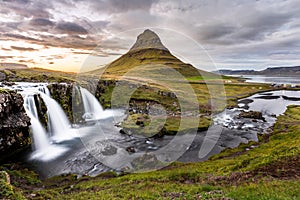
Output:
[129, 29, 169, 52]
[95, 29, 214, 79]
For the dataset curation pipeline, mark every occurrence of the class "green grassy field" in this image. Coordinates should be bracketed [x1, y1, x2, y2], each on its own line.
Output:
[1, 105, 299, 199]
[1, 66, 298, 199]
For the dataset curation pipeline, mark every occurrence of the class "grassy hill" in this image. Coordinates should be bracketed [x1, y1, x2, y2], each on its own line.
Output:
[95, 48, 215, 79]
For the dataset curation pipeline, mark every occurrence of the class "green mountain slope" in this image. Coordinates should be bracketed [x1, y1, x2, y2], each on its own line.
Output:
[91, 29, 215, 79]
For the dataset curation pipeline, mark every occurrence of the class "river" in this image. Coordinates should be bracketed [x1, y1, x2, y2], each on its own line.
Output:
[2, 82, 300, 178]
[236, 75, 300, 85]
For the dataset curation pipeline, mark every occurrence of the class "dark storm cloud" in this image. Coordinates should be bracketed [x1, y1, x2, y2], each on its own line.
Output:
[30, 18, 54, 26]
[1, 0, 299, 69]
[196, 24, 236, 41]
[85, 0, 157, 13]
[232, 12, 294, 41]
[11, 46, 38, 51]
[54, 22, 88, 34]
[2, 33, 41, 42]
[1, 32, 98, 50]
[194, 10, 296, 46]
[0, 0, 53, 18]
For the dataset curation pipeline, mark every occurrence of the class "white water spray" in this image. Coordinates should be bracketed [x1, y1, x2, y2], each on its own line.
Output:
[24, 95, 67, 161]
[80, 88, 103, 120]
[39, 93, 76, 141]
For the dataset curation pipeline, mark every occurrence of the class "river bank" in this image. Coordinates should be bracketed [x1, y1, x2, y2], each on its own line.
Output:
[1, 104, 299, 199]
[1, 75, 299, 199]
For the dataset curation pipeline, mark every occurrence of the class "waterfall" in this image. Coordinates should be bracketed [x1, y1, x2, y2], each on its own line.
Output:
[38, 85, 50, 96]
[80, 87, 122, 120]
[80, 88, 104, 120]
[25, 95, 39, 119]
[24, 95, 50, 150]
[24, 95, 68, 161]
[39, 93, 76, 141]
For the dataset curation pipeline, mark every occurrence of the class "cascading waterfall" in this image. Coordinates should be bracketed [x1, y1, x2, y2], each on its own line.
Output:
[79, 87, 122, 120]
[38, 85, 50, 96]
[39, 93, 76, 141]
[4, 82, 121, 162]
[80, 87, 104, 120]
[24, 95, 50, 151]
[24, 95, 68, 161]
[25, 95, 39, 119]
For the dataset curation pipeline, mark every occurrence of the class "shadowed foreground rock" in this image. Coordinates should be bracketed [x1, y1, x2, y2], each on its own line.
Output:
[0, 90, 31, 161]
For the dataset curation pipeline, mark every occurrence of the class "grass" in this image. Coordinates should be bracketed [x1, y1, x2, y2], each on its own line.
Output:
[1, 57, 298, 198]
[1, 68, 78, 83]
[0, 88, 9, 93]
[1, 105, 299, 199]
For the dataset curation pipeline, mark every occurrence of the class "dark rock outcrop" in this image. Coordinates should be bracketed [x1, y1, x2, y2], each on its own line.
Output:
[238, 110, 266, 121]
[0, 72, 6, 81]
[0, 90, 31, 161]
[47, 83, 76, 122]
[129, 29, 169, 52]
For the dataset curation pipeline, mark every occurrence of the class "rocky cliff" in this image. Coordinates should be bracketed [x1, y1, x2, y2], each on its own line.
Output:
[129, 29, 169, 52]
[0, 90, 31, 161]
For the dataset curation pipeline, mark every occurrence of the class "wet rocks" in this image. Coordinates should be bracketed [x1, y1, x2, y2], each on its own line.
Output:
[282, 95, 300, 101]
[158, 90, 176, 98]
[126, 146, 136, 153]
[100, 145, 118, 156]
[255, 95, 280, 100]
[131, 154, 159, 170]
[0, 91, 31, 161]
[0, 72, 6, 81]
[238, 110, 266, 121]
[47, 83, 77, 122]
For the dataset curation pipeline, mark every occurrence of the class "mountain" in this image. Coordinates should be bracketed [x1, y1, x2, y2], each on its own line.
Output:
[129, 29, 169, 52]
[93, 29, 214, 78]
[0, 63, 28, 70]
[215, 66, 300, 76]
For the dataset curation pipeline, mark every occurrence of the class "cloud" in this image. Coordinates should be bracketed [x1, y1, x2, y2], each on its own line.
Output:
[196, 24, 236, 42]
[87, 0, 157, 13]
[0, 0, 300, 70]
[0, 56, 14, 59]
[1, 32, 97, 50]
[11, 46, 38, 51]
[1, 47, 11, 51]
[2, 33, 41, 42]
[0, 0, 53, 19]
[30, 18, 54, 26]
[54, 22, 88, 34]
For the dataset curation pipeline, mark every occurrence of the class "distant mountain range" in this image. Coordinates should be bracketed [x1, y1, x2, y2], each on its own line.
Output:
[0, 63, 28, 70]
[215, 66, 300, 76]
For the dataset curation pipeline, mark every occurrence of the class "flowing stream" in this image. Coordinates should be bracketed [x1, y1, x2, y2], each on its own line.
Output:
[2, 82, 300, 177]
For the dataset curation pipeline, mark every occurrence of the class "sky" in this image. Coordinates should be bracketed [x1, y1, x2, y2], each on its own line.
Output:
[0, 0, 300, 72]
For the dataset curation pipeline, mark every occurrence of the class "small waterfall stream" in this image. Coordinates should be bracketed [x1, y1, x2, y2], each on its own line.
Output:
[80, 87, 120, 120]
[39, 93, 76, 141]
[23, 94, 68, 161]
[80, 88, 103, 120]
[24, 95, 49, 151]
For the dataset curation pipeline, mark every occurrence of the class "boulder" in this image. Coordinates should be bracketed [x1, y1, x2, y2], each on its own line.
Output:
[0, 90, 31, 161]
[238, 110, 266, 121]
[0, 72, 6, 81]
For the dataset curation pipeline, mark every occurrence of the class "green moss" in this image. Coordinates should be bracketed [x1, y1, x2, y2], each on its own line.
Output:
[0, 171, 25, 200]
[226, 180, 300, 200]
[0, 88, 9, 93]
[122, 114, 211, 137]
